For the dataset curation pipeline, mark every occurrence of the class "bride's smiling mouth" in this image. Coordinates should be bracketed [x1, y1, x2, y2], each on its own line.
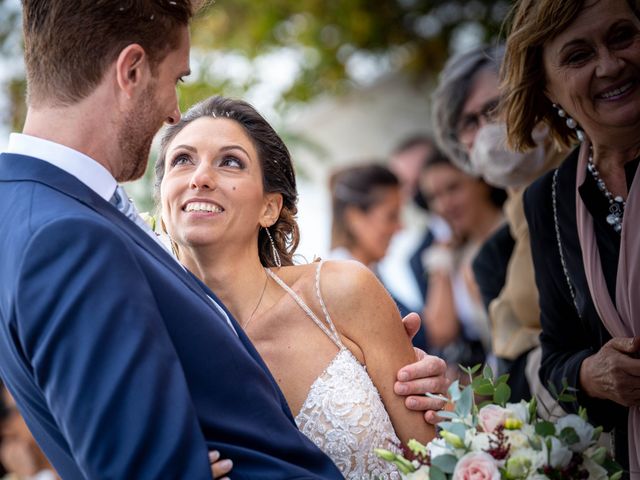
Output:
[182, 199, 225, 214]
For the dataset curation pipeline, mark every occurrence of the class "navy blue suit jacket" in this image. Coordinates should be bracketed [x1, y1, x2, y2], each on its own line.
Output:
[0, 153, 342, 479]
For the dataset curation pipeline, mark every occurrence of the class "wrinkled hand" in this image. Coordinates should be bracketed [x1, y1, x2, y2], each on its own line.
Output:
[398, 313, 449, 424]
[209, 450, 233, 480]
[579, 336, 640, 407]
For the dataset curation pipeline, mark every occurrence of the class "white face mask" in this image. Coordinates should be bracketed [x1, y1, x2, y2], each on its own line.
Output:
[469, 123, 548, 189]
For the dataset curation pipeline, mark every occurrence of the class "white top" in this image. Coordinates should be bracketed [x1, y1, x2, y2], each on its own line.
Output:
[7, 133, 117, 200]
[266, 262, 401, 479]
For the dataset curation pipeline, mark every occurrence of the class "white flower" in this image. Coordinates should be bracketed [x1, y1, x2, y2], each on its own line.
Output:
[556, 414, 595, 452]
[403, 466, 430, 480]
[504, 429, 529, 451]
[506, 400, 530, 424]
[513, 447, 545, 471]
[467, 431, 492, 452]
[542, 437, 572, 468]
[427, 438, 450, 459]
[583, 456, 609, 480]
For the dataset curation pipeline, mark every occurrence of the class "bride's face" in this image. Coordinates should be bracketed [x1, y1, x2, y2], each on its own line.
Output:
[160, 117, 275, 251]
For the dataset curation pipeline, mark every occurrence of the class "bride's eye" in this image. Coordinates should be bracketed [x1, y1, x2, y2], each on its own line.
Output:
[170, 153, 193, 167]
[220, 156, 244, 169]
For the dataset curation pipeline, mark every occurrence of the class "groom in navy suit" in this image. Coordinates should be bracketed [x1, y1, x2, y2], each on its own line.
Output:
[0, 1, 447, 478]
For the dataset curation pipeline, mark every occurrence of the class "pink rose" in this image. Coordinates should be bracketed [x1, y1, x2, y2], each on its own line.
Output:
[478, 404, 509, 433]
[453, 452, 500, 480]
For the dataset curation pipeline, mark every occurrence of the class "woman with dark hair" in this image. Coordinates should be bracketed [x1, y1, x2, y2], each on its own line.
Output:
[155, 96, 437, 478]
[417, 151, 504, 375]
[502, 0, 640, 473]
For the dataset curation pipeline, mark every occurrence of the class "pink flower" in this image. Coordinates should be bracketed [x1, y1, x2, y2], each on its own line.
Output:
[478, 405, 509, 433]
[453, 452, 500, 480]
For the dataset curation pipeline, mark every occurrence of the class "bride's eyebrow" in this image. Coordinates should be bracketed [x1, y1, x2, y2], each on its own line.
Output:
[220, 145, 250, 157]
[171, 144, 197, 153]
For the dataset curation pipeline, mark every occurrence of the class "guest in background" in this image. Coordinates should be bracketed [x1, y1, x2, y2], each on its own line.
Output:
[417, 152, 504, 375]
[431, 44, 562, 404]
[328, 164, 413, 319]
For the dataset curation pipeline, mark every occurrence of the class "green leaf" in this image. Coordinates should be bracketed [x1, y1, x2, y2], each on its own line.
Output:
[547, 381, 559, 398]
[440, 421, 468, 439]
[483, 363, 494, 380]
[432, 454, 458, 474]
[469, 364, 482, 375]
[558, 393, 577, 403]
[493, 382, 511, 406]
[535, 421, 556, 437]
[426, 393, 450, 403]
[559, 427, 579, 445]
[448, 380, 461, 402]
[474, 381, 495, 397]
[436, 411, 461, 420]
[592, 426, 603, 441]
[430, 465, 447, 480]
[496, 374, 510, 385]
[528, 397, 538, 422]
[455, 385, 473, 417]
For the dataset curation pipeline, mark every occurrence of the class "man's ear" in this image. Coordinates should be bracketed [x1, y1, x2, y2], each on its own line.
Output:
[115, 44, 149, 99]
[261, 192, 284, 228]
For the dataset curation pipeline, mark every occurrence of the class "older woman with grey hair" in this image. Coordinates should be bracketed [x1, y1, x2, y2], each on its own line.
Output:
[429, 45, 563, 405]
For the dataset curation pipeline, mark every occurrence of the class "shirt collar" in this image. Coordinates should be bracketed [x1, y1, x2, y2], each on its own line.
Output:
[7, 133, 117, 201]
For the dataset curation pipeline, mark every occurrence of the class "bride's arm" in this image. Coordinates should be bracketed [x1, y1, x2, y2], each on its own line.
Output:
[319, 260, 436, 445]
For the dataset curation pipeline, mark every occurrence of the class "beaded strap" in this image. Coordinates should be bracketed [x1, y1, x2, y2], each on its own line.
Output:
[265, 262, 344, 350]
[552, 169, 581, 318]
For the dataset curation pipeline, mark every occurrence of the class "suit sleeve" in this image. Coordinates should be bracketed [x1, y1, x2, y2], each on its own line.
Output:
[524, 179, 621, 429]
[16, 217, 213, 479]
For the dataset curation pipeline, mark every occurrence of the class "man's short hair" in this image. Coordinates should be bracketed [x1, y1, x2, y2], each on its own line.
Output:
[22, 0, 204, 107]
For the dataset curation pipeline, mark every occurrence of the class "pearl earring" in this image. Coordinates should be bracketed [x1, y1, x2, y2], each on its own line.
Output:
[553, 103, 584, 141]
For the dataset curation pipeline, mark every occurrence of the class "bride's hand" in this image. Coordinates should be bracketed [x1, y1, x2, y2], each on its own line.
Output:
[209, 450, 233, 479]
[396, 312, 449, 425]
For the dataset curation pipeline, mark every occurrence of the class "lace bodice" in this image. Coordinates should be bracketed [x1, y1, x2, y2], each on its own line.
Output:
[266, 262, 401, 480]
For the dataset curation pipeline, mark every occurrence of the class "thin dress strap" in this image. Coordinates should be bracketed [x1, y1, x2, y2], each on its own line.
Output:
[265, 261, 345, 350]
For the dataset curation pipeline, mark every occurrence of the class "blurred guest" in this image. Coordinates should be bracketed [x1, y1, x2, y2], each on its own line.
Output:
[502, 0, 640, 473]
[328, 164, 413, 318]
[432, 44, 563, 404]
[385, 137, 451, 350]
[0, 382, 57, 480]
[418, 152, 504, 374]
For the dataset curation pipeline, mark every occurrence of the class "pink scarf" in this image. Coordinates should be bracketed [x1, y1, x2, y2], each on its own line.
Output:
[575, 141, 640, 479]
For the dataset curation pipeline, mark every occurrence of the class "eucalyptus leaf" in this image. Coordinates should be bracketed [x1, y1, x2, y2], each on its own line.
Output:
[448, 380, 461, 402]
[535, 421, 556, 437]
[430, 465, 447, 480]
[432, 454, 458, 474]
[559, 427, 579, 445]
[455, 385, 473, 417]
[436, 411, 461, 420]
[440, 421, 468, 439]
[493, 382, 511, 406]
[483, 363, 494, 380]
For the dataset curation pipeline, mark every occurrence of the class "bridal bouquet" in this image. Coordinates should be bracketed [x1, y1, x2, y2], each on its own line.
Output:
[375, 365, 623, 480]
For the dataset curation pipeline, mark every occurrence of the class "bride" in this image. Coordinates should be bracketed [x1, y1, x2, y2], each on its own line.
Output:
[156, 96, 436, 478]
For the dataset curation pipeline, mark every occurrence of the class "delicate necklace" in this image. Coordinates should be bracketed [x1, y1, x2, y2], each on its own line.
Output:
[241, 272, 268, 329]
[587, 146, 626, 233]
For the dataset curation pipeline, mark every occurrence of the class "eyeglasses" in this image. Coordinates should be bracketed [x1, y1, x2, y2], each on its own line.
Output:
[456, 97, 501, 139]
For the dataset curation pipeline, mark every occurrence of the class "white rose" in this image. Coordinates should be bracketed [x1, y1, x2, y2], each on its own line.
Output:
[542, 437, 572, 468]
[556, 414, 595, 452]
[404, 466, 430, 480]
[583, 457, 608, 480]
[506, 401, 530, 424]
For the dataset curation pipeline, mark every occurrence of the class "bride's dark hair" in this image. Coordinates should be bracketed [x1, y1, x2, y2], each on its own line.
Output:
[155, 96, 300, 267]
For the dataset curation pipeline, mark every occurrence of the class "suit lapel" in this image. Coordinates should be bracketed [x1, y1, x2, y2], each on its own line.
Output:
[0, 153, 225, 322]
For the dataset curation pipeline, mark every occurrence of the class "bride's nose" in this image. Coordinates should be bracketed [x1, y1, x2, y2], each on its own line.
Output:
[189, 163, 217, 190]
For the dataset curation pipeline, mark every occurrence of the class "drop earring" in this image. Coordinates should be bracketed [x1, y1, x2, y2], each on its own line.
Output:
[553, 103, 584, 141]
[264, 226, 282, 268]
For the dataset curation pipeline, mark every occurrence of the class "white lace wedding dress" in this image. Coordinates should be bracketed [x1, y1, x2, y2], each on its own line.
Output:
[266, 262, 401, 479]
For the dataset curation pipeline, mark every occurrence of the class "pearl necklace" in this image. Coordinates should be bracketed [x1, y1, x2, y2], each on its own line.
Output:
[586, 147, 626, 233]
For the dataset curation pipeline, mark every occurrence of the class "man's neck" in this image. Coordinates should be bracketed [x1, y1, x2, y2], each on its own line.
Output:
[23, 93, 120, 178]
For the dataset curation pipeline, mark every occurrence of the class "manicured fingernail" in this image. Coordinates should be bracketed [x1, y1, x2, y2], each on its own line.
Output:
[208, 450, 220, 462]
[398, 371, 409, 382]
[220, 459, 233, 471]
